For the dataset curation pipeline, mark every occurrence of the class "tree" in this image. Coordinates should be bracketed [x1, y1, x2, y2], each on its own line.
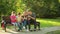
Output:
[22, 0, 60, 18]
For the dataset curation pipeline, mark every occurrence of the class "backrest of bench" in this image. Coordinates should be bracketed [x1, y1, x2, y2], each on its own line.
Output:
[2, 16, 11, 24]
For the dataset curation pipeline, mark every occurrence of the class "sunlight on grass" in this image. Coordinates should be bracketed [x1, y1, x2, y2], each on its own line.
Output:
[36, 18, 60, 28]
[40, 20, 60, 26]
[46, 30, 60, 34]
[59, 0, 60, 3]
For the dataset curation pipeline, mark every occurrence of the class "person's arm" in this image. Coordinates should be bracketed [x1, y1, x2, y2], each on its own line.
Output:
[28, 16, 35, 20]
[31, 16, 35, 20]
[29, 13, 36, 20]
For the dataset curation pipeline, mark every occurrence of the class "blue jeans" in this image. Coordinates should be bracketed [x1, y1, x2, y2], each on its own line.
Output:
[17, 22, 23, 30]
[22, 19, 27, 29]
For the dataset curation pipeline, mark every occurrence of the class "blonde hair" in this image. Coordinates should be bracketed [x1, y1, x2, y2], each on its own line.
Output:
[11, 11, 16, 16]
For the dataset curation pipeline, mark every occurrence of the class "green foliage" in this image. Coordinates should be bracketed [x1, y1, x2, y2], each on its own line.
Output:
[22, 0, 60, 18]
[0, 0, 60, 18]
[0, 0, 25, 15]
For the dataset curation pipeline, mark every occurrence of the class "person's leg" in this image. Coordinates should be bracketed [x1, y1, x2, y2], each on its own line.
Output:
[17, 22, 24, 31]
[25, 23, 27, 29]
[22, 21, 25, 29]
[17, 23, 20, 31]
[24, 20, 27, 29]
[1, 23, 4, 29]
[27, 20, 31, 31]
[14, 23, 16, 31]
[31, 19, 37, 31]
[34, 21, 37, 30]
[20, 23, 23, 30]
[4, 23, 7, 32]
[23, 20, 27, 29]
[37, 22, 40, 30]
[12, 23, 17, 31]
[4, 21, 6, 32]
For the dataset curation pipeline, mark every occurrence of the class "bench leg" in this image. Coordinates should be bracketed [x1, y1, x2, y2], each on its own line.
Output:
[4, 24, 7, 32]
[37, 22, 40, 30]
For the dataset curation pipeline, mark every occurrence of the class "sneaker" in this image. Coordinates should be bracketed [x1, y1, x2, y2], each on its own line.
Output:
[23, 26, 25, 29]
[26, 29, 29, 31]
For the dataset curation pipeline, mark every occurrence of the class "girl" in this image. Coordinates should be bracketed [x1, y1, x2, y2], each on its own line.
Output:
[1, 19, 5, 30]
[16, 13, 23, 31]
[10, 11, 17, 31]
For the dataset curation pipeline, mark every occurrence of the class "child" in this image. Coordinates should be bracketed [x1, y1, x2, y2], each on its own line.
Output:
[20, 11, 30, 31]
[16, 13, 23, 31]
[1, 20, 5, 30]
[22, 11, 28, 31]
[1, 15, 5, 30]
[10, 11, 17, 31]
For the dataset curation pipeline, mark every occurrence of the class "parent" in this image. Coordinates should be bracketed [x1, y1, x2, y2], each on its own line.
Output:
[27, 10, 37, 31]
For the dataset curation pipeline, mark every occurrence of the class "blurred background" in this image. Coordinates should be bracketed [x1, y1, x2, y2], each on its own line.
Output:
[0, 0, 60, 18]
[0, 0, 60, 34]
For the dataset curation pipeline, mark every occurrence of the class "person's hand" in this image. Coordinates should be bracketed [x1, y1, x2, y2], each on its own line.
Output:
[28, 16, 31, 17]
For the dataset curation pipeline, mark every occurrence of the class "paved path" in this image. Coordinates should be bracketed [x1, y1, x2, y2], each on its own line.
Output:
[0, 26, 60, 34]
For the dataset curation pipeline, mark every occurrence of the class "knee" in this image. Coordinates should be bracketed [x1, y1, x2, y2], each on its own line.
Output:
[36, 22, 40, 25]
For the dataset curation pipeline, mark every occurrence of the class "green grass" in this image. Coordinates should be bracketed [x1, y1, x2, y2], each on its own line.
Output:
[36, 18, 60, 28]
[46, 30, 60, 34]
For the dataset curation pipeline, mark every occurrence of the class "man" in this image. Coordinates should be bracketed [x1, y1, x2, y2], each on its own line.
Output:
[27, 11, 37, 31]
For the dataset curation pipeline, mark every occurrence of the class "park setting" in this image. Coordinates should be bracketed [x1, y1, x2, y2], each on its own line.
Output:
[0, 0, 60, 34]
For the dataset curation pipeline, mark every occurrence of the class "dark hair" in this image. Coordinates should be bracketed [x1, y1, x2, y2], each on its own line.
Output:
[18, 13, 21, 15]
[13, 11, 15, 13]
[12, 11, 15, 14]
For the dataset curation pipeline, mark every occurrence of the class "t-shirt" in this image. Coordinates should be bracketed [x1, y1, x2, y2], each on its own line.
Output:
[16, 16, 21, 22]
[32, 13, 36, 18]
[10, 15, 17, 23]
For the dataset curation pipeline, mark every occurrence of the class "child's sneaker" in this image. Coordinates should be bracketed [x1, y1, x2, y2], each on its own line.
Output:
[23, 26, 25, 29]
[26, 29, 29, 31]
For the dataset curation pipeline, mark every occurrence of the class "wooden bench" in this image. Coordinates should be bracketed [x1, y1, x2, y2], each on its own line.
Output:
[2, 16, 12, 32]
[2, 16, 40, 32]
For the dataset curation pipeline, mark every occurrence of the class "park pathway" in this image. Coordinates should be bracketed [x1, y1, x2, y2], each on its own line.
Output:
[0, 26, 60, 34]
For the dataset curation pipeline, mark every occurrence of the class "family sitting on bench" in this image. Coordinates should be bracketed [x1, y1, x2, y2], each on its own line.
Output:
[1, 10, 40, 32]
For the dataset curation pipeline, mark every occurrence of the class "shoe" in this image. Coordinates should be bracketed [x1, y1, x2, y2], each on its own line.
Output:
[23, 26, 25, 29]
[26, 29, 29, 31]
[34, 29, 36, 31]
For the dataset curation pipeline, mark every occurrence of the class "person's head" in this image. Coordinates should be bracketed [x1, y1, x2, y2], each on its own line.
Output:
[11, 11, 15, 15]
[28, 10, 32, 15]
[12, 11, 15, 14]
[23, 11, 28, 16]
[18, 13, 21, 16]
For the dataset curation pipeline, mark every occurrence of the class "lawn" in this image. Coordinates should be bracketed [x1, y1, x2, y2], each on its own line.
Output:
[46, 30, 60, 34]
[36, 18, 60, 28]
